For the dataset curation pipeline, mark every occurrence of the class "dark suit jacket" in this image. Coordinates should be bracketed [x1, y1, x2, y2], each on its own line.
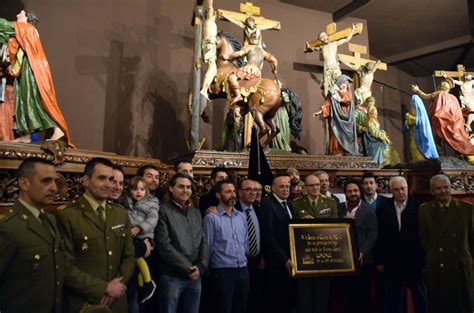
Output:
[375, 197, 425, 279]
[0, 201, 64, 313]
[362, 193, 390, 211]
[339, 201, 378, 264]
[259, 195, 293, 268]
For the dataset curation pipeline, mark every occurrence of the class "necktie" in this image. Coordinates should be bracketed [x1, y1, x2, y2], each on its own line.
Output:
[97, 206, 106, 224]
[246, 209, 258, 257]
[282, 201, 292, 218]
[39, 211, 55, 238]
[311, 200, 317, 211]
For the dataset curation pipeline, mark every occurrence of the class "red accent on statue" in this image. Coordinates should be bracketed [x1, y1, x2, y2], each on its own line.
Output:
[428, 92, 474, 155]
[12, 21, 74, 148]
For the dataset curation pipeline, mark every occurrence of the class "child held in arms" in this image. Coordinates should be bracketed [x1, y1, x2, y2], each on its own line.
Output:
[122, 177, 159, 303]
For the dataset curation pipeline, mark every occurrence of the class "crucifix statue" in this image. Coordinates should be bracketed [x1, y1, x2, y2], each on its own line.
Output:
[217, 2, 281, 147]
[217, 2, 281, 46]
[304, 22, 363, 97]
[339, 42, 387, 105]
[435, 64, 474, 132]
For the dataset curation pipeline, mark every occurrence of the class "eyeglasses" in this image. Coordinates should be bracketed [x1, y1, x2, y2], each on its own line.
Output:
[305, 184, 321, 188]
[241, 188, 259, 194]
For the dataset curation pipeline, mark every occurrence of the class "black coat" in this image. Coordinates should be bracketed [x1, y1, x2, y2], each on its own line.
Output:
[375, 197, 425, 279]
[259, 195, 294, 268]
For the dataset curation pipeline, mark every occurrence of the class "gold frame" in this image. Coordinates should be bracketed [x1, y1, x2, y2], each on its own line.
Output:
[288, 222, 357, 277]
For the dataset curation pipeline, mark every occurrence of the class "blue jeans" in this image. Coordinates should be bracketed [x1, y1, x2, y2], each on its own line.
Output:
[158, 273, 201, 313]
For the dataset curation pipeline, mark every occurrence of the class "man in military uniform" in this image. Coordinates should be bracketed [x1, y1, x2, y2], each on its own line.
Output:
[0, 157, 64, 313]
[56, 157, 135, 313]
[419, 174, 474, 313]
[292, 174, 338, 313]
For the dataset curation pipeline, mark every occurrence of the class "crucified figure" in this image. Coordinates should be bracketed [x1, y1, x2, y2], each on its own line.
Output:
[200, 0, 218, 99]
[343, 60, 380, 105]
[307, 23, 356, 97]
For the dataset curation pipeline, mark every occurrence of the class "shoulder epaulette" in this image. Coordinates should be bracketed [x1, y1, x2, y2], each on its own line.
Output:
[0, 208, 16, 222]
[56, 200, 77, 211]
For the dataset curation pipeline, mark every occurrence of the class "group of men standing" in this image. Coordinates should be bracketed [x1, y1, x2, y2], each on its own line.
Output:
[0, 157, 473, 313]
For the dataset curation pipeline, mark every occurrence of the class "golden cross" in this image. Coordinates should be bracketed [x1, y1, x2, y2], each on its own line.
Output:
[339, 43, 387, 71]
[304, 22, 363, 53]
[433, 64, 473, 80]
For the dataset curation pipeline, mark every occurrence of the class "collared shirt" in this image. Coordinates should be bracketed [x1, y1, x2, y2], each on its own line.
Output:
[394, 199, 407, 231]
[308, 195, 319, 209]
[345, 200, 362, 218]
[18, 198, 41, 221]
[203, 205, 248, 268]
[438, 199, 451, 209]
[83, 192, 107, 218]
[363, 193, 379, 210]
[273, 194, 293, 218]
[240, 201, 261, 256]
[323, 191, 332, 198]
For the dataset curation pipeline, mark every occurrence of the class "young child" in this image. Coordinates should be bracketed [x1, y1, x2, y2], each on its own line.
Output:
[124, 176, 159, 304]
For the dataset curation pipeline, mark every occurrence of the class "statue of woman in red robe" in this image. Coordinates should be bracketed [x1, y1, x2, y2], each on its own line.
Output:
[412, 78, 474, 158]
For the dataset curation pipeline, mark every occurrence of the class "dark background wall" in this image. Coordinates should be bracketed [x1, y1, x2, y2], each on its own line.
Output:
[1, 0, 431, 162]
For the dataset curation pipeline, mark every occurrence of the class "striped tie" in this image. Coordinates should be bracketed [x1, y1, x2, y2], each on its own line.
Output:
[246, 208, 258, 258]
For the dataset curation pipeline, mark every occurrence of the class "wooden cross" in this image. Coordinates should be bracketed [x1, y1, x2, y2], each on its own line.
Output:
[216, 2, 279, 147]
[339, 43, 387, 71]
[217, 2, 281, 31]
[433, 64, 474, 80]
[304, 22, 363, 53]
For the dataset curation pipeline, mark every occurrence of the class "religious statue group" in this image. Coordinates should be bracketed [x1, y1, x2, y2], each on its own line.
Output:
[197, 1, 474, 166]
[1, 3, 473, 166]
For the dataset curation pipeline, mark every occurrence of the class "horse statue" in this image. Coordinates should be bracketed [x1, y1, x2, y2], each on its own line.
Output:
[202, 31, 302, 147]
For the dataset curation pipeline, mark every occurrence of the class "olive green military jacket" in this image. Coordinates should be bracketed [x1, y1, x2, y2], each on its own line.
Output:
[419, 199, 474, 313]
[56, 195, 135, 313]
[292, 195, 338, 219]
[0, 200, 64, 313]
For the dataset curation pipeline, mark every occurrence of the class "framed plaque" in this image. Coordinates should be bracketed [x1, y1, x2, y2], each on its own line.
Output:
[288, 219, 359, 277]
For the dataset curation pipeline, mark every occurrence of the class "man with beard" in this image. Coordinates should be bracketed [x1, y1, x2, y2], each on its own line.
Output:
[361, 172, 389, 211]
[137, 164, 162, 201]
[419, 174, 474, 313]
[56, 157, 135, 313]
[0, 157, 64, 313]
[287, 167, 304, 201]
[199, 166, 228, 216]
[203, 180, 249, 313]
[338, 180, 378, 313]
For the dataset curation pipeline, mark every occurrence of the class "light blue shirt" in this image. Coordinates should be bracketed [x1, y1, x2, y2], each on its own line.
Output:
[203, 205, 248, 268]
[239, 201, 261, 256]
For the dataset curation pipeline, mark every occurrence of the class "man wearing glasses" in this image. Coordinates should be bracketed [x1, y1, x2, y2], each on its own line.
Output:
[236, 179, 264, 313]
[292, 174, 338, 313]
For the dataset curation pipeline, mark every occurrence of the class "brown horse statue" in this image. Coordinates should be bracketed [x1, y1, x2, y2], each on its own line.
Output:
[203, 31, 302, 147]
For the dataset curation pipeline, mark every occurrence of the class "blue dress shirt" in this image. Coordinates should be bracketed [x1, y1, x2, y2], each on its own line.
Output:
[203, 205, 248, 268]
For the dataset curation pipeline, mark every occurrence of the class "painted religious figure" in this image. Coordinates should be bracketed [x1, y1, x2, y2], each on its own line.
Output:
[315, 74, 359, 156]
[361, 97, 400, 167]
[344, 60, 380, 105]
[306, 24, 356, 97]
[0, 10, 73, 147]
[404, 95, 439, 161]
[220, 15, 278, 106]
[412, 79, 474, 158]
[200, 0, 218, 99]
[443, 71, 474, 132]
